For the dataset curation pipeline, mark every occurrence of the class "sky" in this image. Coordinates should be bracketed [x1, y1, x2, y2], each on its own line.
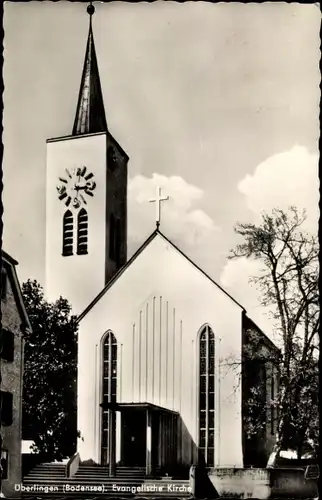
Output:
[2, 1, 320, 337]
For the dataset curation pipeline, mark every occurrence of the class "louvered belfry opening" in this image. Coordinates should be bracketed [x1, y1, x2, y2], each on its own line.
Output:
[101, 332, 117, 465]
[199, 325, 215, 466]
[77, 209, 88, 255]
[62, 210, 74, 256]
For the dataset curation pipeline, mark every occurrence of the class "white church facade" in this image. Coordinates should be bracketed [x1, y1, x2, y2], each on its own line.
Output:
[44, 4, 279, 477]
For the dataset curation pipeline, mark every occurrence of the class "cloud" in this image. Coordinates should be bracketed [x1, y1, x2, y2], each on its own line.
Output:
[128, 173, 220, 272]
[220, 145, 319, 342]
[238, 145, 319, 233]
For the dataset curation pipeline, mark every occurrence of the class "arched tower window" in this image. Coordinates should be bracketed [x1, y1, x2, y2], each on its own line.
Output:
[101, 332, 117, 465]
[199, 325, 215, 466]
[77, 209, 88, 255]
[62, 210, 74, 256]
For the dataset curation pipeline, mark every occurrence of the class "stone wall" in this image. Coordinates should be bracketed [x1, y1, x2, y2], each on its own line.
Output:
[190, 465, 318, 499]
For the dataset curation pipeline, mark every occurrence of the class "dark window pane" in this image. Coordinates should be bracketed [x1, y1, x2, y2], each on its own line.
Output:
[200, 330, 207, 342]
[207, 448, 214, 466]
[199, 430, 206, 447]
[199, 411, 206, 429]
[200, 393, 206, 410]
[103, 412, 108, 429]
[209, 411, 214, 428]
[208, 431, 214, 447]
[103, 361, 109, 377]
[209, 356, 214, 372]
[101, 448, 108, 465]
[102, 429, 108, 447]
[209, 339, 215, 356]
[200, 341, 206, 357]
[209, 376, 215, 392]
[199, 447, 206, 463]
[200, 358, 207, 373]
[200, 375, 207, 392]
[208, 392, 214, 410]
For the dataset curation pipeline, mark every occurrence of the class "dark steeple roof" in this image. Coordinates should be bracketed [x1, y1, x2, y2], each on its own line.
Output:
[72, 4, 108, 136]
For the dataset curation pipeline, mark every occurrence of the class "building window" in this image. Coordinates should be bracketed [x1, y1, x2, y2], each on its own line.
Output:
[199, 325, 215, 466]
[270, 374, 275, 435]
[77, 209, 88, 255]
[260, 363, 267, 428]
[101, 332, 117, 465]
[0, 330, 14, 362]
[0, 391, 13, 426]
[1, 450, 8, 480]
[62, 210, 74, 256]
[1, 269, 7, 301]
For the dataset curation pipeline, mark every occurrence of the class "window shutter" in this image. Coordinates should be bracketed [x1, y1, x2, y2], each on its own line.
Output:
[62, 210, 74, 256]
[77, 209, 88, 255]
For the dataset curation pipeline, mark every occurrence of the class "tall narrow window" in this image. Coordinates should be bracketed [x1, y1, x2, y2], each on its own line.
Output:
[77, 209, 88, 255]
[109, 214, 115, 260]
[199, 325, 215, 466]
[101, 332, 117, 465]
[62, 210, 73, 256]
[270, 373, 275, 435]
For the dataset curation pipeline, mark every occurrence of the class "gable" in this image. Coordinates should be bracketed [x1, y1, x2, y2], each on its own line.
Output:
[78, 230, 244, 323]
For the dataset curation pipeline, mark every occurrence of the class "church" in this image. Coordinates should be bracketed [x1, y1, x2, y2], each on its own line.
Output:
[44, 4, 279, 479]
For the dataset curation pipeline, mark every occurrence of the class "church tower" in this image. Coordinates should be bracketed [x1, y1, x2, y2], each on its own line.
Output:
[45, 4, 128, 314]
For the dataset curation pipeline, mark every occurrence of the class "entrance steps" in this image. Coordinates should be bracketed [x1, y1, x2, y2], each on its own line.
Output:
[22, 463, 192, 498]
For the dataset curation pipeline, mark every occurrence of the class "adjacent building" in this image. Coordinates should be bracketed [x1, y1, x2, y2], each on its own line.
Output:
[1, 251, 31, 498]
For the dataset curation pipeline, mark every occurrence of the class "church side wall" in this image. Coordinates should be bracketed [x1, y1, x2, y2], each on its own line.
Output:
[45, 133, 108, 315]
[77, 236, 244, 468]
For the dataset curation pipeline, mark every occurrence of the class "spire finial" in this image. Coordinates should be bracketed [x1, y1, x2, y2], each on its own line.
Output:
[87, 2, 95, 16]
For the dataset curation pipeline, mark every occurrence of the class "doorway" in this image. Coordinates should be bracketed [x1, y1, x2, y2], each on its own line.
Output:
[121, 411, 146, 466]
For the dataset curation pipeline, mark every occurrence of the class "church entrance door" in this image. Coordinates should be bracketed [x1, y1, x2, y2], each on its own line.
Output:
[121, 410, 146, 467]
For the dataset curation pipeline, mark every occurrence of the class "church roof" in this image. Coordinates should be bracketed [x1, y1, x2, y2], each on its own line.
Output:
[77, 229, 246, 323]
[72, 6, 108, 136]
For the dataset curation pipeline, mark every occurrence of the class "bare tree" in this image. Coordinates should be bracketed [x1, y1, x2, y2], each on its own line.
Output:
[230, 206, 319, 459]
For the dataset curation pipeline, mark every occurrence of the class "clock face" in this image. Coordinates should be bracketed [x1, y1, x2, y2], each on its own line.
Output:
[56, 166, 96, 208]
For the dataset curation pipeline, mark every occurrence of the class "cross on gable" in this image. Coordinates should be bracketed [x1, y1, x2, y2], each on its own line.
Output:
[149, 186, 169, 229]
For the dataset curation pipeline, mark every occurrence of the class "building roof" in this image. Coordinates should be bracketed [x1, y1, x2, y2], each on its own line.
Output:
[77, 229, 246, 323]
[2, 250, 18, 266]
[72, 8, 107, 136]
[1, 251, 32, 332]
[243, 313, 281, 356]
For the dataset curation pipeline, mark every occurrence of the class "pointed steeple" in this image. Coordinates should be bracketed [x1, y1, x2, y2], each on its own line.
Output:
[72, 3, 108, 136]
